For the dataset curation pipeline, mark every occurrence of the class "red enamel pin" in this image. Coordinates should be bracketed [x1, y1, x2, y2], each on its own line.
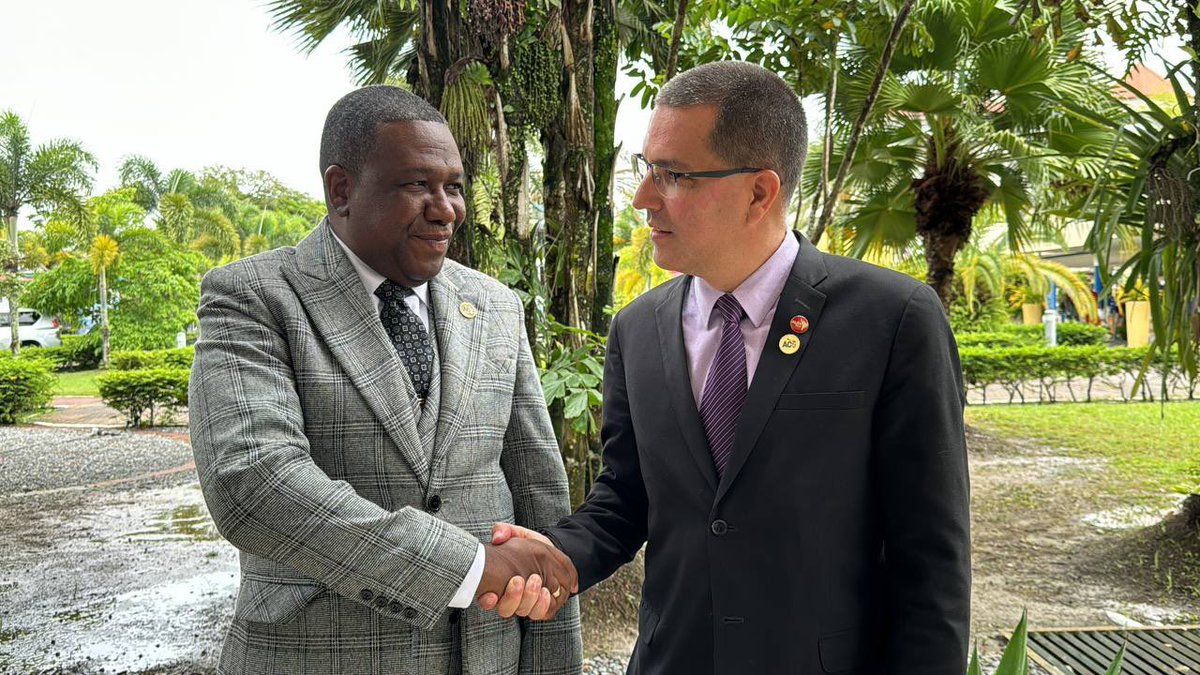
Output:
[789, 315, 810, 335]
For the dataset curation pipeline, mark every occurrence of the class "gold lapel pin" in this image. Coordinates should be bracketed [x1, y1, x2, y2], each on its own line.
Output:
[459, 301, 478, 319]
[779, 334, 801, 355]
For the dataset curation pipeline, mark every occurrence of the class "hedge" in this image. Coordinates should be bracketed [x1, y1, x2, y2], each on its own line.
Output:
[109, 347, 194, 371]
[955, 323, 1109, 349]
[97, 367, 190, 427]
[958, 345, 1197, 403]
[0, 357, 56, 423]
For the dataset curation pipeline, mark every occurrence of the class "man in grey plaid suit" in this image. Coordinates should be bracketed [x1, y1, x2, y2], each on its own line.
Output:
[189, 85, 582, 674]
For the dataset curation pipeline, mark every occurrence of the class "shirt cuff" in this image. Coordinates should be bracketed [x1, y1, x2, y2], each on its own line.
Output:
[448, 543, 486, 608]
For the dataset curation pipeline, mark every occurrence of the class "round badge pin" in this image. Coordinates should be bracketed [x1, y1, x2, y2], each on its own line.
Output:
[459, 302, 478, 319]
[778, 334, 801, 355]
[789, 315, 809, 335]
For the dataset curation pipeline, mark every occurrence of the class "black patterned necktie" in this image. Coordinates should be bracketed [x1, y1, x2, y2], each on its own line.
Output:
[699, 293, 747, 478]
[375, 280, 434, 399]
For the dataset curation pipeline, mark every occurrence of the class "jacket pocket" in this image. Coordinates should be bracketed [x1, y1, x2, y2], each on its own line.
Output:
[777, 391, 866, 410]
[232, 574, 326, 624]
[818, 627, 864, 673]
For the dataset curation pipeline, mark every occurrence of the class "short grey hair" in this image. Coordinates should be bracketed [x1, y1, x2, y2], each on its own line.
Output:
[658, 61, 807, 206]
[319, 85, 447, 175]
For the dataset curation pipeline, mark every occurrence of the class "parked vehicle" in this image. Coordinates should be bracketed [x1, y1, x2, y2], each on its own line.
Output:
[0, 306, 63, 349]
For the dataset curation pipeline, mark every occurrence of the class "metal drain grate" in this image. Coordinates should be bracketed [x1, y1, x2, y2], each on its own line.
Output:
[1027, 625, 1200, 674]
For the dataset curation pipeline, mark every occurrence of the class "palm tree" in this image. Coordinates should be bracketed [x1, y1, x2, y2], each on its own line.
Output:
[954, 227, 1098, 322]
[77, 188, 146, 366]
[0, 110, 96, 354]
[814, 0, 1112, 310]
[90, 235, 118, 367]
[1066, 60, 1200, 395]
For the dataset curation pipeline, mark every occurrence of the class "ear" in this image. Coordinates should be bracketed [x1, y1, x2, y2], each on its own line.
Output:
[745, 169, 782, 226]
[323, 164, 353, 218]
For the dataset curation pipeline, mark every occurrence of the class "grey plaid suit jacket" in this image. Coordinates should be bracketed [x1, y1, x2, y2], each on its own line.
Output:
[189, 222, 582, 674]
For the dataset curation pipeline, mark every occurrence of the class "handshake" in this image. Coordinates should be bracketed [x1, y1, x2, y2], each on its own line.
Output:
[475, 523, 575, 621]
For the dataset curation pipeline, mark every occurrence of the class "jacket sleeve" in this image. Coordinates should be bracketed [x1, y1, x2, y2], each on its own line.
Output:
[188, 265, 479, 631]
[498, 296, 582, 675]
[543, 311, 650, 591]
[872, 282, 971, 673]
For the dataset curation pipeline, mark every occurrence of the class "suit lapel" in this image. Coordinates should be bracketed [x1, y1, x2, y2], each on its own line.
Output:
[428, 264, 485, 480]
[655, 277, 719, 493]
[282, 221, 431, 489]
[715, 232, 829, 504]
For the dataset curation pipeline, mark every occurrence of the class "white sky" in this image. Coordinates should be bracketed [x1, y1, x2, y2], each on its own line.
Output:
[0, 0, 1180, 229]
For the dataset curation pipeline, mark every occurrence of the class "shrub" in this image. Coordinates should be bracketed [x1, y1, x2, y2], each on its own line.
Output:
[0, 358, 56, 424]
[1003, 322, 1109, 347]
[957, 345, 1172, 403]
[955, 330, 1042, 349]
[109, 347, 194, 371]
[956, 323, 1110, 349]
[97, 367, 189, 427]
[16, 345, 72, 371]
[60, 333, 102, 370]
[949, 293, 1011, 334]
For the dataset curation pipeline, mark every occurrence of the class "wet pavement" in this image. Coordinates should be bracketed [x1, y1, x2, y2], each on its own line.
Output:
[0, 426, 234, 674]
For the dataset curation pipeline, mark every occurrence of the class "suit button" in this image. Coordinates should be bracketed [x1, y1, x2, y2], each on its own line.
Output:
[449, 609, 462, 624]
[374, 595, 389, 608]
[359, 589, 374, 601]
[404, 607, 419, 620]
[710, 519, 729, 536]
[389, 601, 404, 613]
[427, 495, 442, 513]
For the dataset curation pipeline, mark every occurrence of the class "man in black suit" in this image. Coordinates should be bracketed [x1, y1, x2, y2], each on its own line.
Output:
[485, 61, 971, 674]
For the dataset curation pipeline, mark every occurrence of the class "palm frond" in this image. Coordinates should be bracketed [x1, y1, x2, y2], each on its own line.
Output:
[440, 60, 494, 155]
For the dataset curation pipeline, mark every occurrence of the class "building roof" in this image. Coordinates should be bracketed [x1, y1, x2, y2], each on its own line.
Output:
[1114, 63, 1172, 100]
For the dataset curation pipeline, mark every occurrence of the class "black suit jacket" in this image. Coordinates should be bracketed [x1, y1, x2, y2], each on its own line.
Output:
[546, 233, 970, 675]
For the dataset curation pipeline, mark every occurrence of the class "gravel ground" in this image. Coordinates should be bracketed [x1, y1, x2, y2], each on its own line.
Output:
[0, 427, 192, 495]
[581, 653, 629, 674]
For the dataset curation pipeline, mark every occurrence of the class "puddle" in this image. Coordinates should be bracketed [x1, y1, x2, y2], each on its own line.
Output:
[1081, 497, 1186, 530]
[122, 503, 222, 542]
[1, 482, 237, 673]
[51, 597, 114, 627]
[1103, 600, 1200, 626]
[4, 570, 237, 673]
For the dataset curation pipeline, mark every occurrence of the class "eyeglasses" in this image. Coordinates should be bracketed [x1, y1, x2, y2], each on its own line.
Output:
[632, 153, 763, 199]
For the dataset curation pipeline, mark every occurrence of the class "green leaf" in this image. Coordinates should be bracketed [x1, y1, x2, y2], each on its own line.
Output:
[563, 389, 589, 419]
[994, 611, 1029, 675]
[1102, 643, 1126, 674]
[966, 645, 983, 675]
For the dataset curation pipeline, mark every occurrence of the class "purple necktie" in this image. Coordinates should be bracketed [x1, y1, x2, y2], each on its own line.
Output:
[699, 293, 747, 478]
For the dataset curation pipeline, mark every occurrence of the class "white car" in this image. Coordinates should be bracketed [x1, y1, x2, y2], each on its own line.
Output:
[0, 308, 63, 349]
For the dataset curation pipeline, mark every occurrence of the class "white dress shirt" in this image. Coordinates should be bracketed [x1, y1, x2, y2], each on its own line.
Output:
[331, 229, 485, 609]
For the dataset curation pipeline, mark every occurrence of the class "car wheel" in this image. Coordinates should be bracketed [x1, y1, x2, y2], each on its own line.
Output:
[20, 341, 40, 348]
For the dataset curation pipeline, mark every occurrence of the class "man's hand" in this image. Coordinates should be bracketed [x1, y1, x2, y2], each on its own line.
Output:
[476, 529, 577, 621]
[476, 523, 577, 620]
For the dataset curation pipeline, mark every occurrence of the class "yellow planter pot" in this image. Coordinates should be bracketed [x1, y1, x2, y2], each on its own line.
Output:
[1125, 300, 1151, 347]
[1022, 303, 1043, 326]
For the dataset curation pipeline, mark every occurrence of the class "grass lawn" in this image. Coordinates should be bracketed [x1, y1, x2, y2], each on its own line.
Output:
[966, 400, 1200, 496]
[54, 369, 102, 397]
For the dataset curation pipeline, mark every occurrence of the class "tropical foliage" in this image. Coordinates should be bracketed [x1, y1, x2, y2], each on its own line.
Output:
[0, 110, 96, 354]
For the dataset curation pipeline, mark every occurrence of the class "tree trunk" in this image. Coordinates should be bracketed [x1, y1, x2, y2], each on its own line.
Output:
[590, 0, 618, 335]
[666, 0, 690, 81]
[5, 213, 20, 356]
[419, 0, 479, 267]
[809, 0, 916, 246]
[99, 266, 110, 369]
[922, 231, 962, 311]
[546, 1, 596, 332]
[803, 43, 838, 233]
